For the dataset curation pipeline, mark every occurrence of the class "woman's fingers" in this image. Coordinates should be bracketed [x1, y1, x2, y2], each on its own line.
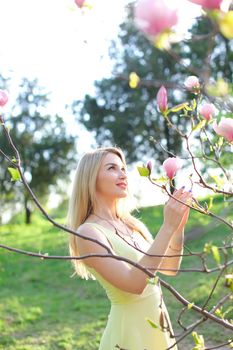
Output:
[169, 189, 192, 205]
[164, 188, 193, 230]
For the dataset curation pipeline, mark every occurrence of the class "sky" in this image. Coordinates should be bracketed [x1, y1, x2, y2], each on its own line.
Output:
[0, 0, 204, 207]
[0, 0, 201, 107]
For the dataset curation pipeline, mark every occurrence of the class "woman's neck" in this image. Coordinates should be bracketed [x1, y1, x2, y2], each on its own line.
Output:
[93, 209, 118, 222]
[93, 197, 119, 221]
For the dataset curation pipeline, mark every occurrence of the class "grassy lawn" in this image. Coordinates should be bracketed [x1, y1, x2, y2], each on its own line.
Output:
[0, 196, 232, 349]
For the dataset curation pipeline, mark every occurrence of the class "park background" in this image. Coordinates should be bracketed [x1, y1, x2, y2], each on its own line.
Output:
[0, 0, 232, 349]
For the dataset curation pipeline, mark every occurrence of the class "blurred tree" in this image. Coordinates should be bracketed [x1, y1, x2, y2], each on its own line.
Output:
[73, 9, 232, 165]
[0, 77, 76, 224]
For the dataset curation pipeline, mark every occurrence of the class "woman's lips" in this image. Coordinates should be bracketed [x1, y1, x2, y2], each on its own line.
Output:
[117, 183, 127, 189]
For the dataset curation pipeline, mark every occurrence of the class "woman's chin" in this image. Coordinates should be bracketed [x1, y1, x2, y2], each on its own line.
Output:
[117, 191, 128, 199]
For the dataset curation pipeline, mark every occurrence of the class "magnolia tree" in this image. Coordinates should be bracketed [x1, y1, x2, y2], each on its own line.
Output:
[0, 0, 233, 349]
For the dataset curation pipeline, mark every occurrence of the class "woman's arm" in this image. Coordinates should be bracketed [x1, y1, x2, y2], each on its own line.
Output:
[76, 188, 192, 295]
[157, 227, 184, 276]
[76, 221, 176, 294]
[158, 209, 190, 276]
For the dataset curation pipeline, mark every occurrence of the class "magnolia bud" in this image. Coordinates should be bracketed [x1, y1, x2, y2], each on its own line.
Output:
[199, 103, 216, 121]
[0, 90, 9, 107]
[163, 157, 182, 179]
[146, 160, 153, 174]
[134, 0, 178, 39]
[184, 76, 200, 93]
[156, 85, 168, 113]
[74, 0, 86, 8]
[213, 117, 233, 142]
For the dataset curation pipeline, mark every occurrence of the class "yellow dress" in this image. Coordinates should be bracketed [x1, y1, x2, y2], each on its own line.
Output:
[84, 223, 178, 350]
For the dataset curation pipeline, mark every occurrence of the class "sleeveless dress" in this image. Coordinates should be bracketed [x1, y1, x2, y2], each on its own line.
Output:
[83, 223, 178, 350]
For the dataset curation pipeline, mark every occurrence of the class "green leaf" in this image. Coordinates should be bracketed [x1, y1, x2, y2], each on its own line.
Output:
[169, 102, 189, 113]
[7, 167, 21, 182]
[188, 302, 194, 310]
[146, 318, 159, 329]
[192, 119, 206, 132]
[217, 137, 224, 147]
[192, 331, 205, 349]
[147, 276, 159, 286]
[209, 174, 225, 189]
[204, 242, 212, 254]
[208, 197, 214, 211]
[192, 99, 197, 110]
[137, 166, 150, 177]
[151, 176, 168, 183]
[223, 306, 233, 317]
[214, 308, 223, 318]
[211, 245, 221, 265]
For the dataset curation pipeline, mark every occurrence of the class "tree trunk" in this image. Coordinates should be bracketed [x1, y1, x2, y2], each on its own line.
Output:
[24, 197, 31, 224]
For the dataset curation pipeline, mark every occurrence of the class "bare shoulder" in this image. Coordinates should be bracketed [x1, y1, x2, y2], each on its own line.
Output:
[77, 222, 101, 238]
[76, 222, 114, 254]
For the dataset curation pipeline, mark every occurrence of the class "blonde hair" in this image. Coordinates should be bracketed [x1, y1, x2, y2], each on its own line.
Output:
[67, 146, 153, 280]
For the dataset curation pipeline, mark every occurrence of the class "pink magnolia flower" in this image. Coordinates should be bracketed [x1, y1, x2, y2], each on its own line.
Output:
[187, 0, 224, 9]
[213, 117, 233, 142]
[184, 76, 200, 93]
[134, 0, 178, 38]
[199, 103, 216, 121]
[0, 89, 8, 107]
[156, 85, 168, 113]
[163, 157, 182, 179]
[74, 0, 85, 8]
[146, 160, 153, 174]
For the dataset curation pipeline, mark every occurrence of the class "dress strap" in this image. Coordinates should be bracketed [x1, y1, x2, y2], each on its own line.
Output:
[81, 222, 115, 251]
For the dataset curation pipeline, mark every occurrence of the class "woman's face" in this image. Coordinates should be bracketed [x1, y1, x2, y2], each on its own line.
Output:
[96, 152, 128, 200]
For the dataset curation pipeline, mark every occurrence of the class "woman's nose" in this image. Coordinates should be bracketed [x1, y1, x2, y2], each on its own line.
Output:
[119, 170, 127, 179]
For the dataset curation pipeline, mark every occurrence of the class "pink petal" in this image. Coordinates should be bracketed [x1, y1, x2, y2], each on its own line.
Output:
[74, 0, 85, 8]
[199, 103, 216, 121]
[213, 118, 233, 142]
[0, 90, 8, 107]
[134, 0, 178, 37]
[184, 76, 200, 91]
[156, 85, 168, 112]
[187, 0, 223, 9]
[163, 157, 182, 179]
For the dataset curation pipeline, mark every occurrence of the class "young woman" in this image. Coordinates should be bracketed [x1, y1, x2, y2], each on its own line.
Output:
[67, 146, 192, 350]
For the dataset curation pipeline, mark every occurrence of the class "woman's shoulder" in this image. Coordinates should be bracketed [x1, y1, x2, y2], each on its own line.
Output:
[77, 221, 115, 251]
[77, 221, 110, 237]
[78, 221, 100, 234]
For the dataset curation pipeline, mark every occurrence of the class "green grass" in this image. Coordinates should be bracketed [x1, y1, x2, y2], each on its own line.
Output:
[0, 196, 232, 350]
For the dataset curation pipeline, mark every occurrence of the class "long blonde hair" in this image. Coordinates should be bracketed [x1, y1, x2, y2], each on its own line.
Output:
[67, 146, 153, 280]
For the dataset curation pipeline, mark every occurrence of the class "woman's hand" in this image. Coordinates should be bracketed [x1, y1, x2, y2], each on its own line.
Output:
[163, 187, 192, 232]
[177, 204, 190, 229]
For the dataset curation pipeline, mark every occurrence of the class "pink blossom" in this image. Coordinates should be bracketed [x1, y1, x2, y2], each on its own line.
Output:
[74, 0, 85, 8]
[146, 160, 153, 174]
[199, 103, 216, 121]
[0, 90, 8, 107]
[163, 157, 182, 179]
[213, 117, 233, 142]
[134, 0, 178, 38]
[156, 85, 168, 113]
[184, 76, 200, 93]
[187, 0, 225, 9]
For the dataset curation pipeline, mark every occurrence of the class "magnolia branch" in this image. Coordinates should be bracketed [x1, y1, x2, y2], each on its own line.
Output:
[1, 242, 233, 273]
[0, 242, 232, 334]
[0, 114, 233, 348]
